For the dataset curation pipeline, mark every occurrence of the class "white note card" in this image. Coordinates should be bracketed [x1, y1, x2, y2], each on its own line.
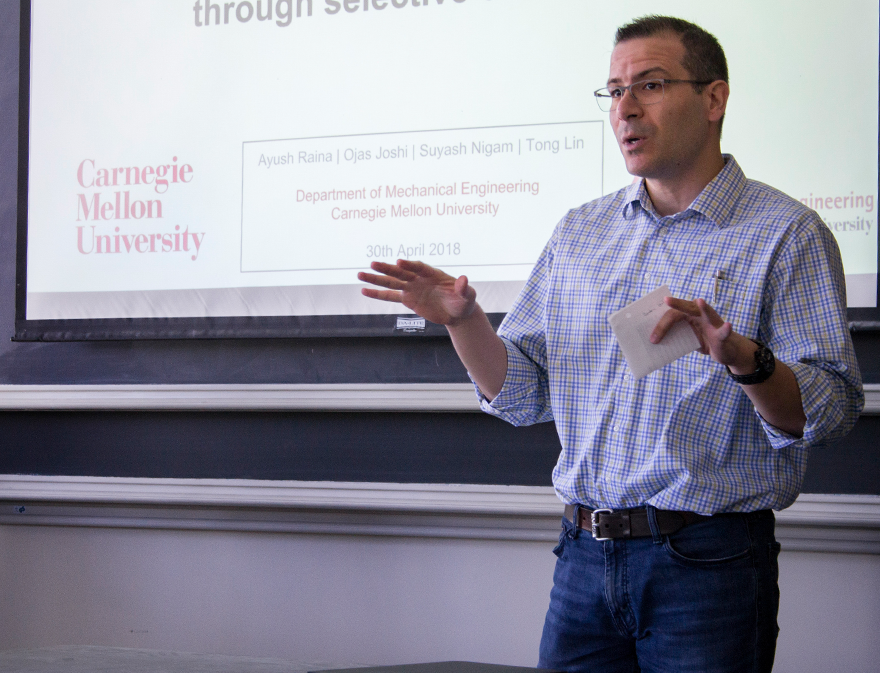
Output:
[608, 285, 701, 380]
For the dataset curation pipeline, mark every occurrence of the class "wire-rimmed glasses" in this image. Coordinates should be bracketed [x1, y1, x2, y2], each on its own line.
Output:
[594, 78, 714, 112]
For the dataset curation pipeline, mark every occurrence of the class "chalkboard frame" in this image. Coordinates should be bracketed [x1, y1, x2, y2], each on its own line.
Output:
[2, 1, 880, 497]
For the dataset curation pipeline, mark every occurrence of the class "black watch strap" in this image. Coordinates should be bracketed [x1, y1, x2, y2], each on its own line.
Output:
[725, 340, 775, 385]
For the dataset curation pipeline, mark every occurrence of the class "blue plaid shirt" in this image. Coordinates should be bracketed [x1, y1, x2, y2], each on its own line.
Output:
[477, 156, 864, 514]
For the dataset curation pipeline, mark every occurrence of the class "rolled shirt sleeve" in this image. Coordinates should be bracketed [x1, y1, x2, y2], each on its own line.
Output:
[758, 211, 864, 450]
[759, 361, 863, 449]
[471, 230, 558, 427]
[474, 336, 554, 425]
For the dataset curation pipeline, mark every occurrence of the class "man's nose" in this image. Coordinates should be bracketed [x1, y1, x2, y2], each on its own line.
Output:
[616, 88, 642, 118]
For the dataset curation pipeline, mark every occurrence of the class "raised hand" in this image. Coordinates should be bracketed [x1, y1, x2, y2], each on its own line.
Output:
[358, 259, 477, 326]
[650, 297, 744, 367]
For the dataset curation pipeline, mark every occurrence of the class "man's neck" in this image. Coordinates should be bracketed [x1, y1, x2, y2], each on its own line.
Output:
[644, 151, 726, 217]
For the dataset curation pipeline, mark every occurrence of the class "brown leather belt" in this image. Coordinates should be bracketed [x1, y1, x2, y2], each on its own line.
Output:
[564, 504, 710, 540]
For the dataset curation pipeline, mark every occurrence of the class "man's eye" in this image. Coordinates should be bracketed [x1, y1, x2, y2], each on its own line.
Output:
[641, 81, 662, 92]
[609, 88, 624, 98]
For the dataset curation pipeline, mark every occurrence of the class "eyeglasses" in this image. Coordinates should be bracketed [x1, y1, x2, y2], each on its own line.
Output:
[593, 78, 714, 112]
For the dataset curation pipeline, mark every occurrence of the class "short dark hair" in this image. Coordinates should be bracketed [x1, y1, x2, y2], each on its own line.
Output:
[615, 15, 728, 87]
[615, 16, 728, 131]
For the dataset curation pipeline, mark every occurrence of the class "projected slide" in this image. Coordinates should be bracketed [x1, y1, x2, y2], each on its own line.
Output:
[24, 0, 879, 323]
[240, 122, 601, 272]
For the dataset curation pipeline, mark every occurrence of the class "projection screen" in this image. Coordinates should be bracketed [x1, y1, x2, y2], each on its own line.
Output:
[16, 0, 880, 339]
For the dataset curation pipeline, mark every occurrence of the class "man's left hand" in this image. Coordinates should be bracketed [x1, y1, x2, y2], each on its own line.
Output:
[650, 297, 756, 373]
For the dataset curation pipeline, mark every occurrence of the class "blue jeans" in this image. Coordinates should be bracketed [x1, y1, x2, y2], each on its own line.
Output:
[538, 507, 780, 673]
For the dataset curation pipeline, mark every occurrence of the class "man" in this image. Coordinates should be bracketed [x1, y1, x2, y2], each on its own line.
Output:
[359, 15, 863, 673]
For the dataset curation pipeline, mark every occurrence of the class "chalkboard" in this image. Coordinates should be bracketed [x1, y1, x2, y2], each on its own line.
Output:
[1, 2, 877, 495]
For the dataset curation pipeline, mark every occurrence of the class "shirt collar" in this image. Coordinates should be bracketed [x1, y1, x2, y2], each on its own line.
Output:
[621, 155, 746, 228]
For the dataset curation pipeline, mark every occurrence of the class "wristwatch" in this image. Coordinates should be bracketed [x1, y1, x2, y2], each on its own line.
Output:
[726, 340, 775, 385]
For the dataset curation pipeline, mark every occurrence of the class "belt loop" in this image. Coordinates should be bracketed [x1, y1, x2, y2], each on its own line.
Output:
[570, 504, 581, 539]
[646, 505, 663, 545]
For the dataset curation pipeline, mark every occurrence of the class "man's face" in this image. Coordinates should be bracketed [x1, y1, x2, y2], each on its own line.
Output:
[608, 34, 715, 181]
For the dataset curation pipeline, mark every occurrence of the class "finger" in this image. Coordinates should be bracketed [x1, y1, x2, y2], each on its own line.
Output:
[695, 298, 726, 328]
[664, 296, 701, 317]
[716, 321, 733, 341]
[369, 261, 417, 281]
[455, 275, 478, 304]
[396, 259, 435, 277]
[357, 271, 406, 291]
[650, 308, 687, 344]
[360, 287, 404, 303]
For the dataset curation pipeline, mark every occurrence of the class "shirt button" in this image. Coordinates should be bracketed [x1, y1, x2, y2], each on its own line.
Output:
[643, 273, 650, 280]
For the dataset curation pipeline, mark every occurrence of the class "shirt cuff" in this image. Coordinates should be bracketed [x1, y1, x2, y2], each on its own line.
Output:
[471, 337, 551, 423]
[758, 361, 843, 449]
[757, 413, 801, 448]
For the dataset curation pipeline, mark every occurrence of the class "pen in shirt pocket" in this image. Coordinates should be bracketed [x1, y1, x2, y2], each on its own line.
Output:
[712, 270, 723, 304]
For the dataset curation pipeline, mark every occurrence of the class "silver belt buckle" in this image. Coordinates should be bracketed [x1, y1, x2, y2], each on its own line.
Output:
[591, 508, 614, 540]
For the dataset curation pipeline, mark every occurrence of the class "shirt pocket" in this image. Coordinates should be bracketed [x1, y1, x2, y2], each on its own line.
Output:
[705, 274, 750, 329]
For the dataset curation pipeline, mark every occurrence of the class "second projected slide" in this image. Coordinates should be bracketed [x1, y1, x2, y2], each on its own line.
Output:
[241, 122, 602, 275]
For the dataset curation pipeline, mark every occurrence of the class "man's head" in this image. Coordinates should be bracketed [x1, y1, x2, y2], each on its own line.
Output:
[615, 16, 728, 110]
[607, 16, 730, 187]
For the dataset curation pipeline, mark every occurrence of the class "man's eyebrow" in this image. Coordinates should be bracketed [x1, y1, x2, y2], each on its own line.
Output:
[607, 67, 671, 86]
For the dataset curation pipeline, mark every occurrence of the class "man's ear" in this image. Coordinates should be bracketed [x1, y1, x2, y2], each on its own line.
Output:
[705, 80, 730, 123]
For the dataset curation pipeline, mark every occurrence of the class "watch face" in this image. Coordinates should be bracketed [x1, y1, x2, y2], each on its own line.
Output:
[755, 345, 775, 372]
[727, 341, 775, 385]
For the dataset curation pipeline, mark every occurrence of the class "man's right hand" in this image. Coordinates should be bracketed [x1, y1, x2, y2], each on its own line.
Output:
[358, 259, 509, 399]
[358, 259, 477, 327]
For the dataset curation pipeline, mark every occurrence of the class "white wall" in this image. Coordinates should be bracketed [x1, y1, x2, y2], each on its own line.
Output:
[0, 524, 554, 669]
[777, 551, 880, 673]
[1, 514, 879, 672]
